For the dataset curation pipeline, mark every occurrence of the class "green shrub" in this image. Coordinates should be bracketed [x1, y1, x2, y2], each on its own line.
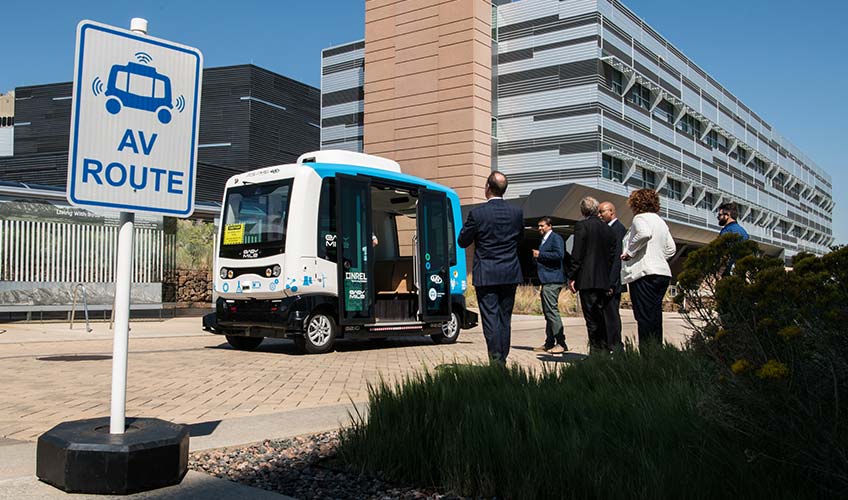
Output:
[338, 346, 814, 499]
[677, 236, 848, 494]
[175, 219, 215, 270]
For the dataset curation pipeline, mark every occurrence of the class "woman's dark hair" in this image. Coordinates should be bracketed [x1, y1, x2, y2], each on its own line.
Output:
[627, 189, 661, 215]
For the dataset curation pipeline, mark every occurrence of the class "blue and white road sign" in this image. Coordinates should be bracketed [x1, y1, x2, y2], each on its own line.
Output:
[67, 20, 203, 217]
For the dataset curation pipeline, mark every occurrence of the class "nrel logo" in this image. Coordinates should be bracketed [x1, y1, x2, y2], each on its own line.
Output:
[67, 20, 203, 216]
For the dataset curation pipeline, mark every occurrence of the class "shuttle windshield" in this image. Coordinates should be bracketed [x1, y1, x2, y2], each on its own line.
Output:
[219, 179, 293, 258]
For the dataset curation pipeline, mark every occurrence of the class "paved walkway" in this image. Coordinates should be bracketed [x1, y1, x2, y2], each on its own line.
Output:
[0, 310, 692, 442]
[0, 310, 692, 497]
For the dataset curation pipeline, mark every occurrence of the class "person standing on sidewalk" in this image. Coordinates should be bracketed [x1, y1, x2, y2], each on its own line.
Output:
[621, 189, 676, 347]
[599, 201, 627, 351]
[458, 171, 524, 364]
[717, 202, 749, 240]
[532, 217, 568, 354]
[567, 197, 617, 353]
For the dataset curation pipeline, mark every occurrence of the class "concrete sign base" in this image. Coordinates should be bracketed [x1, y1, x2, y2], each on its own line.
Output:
[36, 417, 188, 494]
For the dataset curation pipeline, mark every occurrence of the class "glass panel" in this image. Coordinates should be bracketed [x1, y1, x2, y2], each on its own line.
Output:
[317, 179, 337, 262]
[219, 180, 292, 258]
[337, 176, 373, 323]
[418, 190, 450, 321]
[446, 199, 457, 267]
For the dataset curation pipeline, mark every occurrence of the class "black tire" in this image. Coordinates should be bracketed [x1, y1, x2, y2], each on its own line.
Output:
[226, 335, 263, 351]
[432, 311, 461, 344]
[296, 312, 337, 354]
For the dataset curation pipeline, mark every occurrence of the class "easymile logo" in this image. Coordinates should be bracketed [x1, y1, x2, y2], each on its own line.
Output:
[242, 248, 259, 259]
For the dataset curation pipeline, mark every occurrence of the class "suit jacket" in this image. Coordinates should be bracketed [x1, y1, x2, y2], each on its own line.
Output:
[608, 219, 627, 293]
[535, 231, 565, 284]
[567, 216, 617, 291]
[458, 199, 524, 287]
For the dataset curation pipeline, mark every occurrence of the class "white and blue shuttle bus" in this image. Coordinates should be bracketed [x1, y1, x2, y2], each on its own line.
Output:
[203, 150, 478, 354]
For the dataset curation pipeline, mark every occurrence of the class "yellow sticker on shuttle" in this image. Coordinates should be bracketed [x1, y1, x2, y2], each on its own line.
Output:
[223, 224, 244, 245]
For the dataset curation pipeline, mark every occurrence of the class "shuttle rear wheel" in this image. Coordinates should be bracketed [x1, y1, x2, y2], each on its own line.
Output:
[432, 311, 460, 344]
[226, 335, 264, 351]
[295, 312, 337, 354]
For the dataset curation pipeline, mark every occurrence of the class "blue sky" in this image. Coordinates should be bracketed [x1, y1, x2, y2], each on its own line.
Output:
[2, 0, 845, 244]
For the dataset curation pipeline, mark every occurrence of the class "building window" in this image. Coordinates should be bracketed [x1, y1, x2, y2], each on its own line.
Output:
[610, 69, 623, 95]
[699, 192, 714, 210]
[667, 179, 682, 200]
[678, 114, 701, 137]
[654, 100, 673, 124]
[736, 147, 747, 164]
[628, 83, 651, 110]
[704, 130, 718, 149]
[751, 156, 766, 175]
[602, 154, 624, 181]
[717, 133, 728, 153]
[641, 168, 656, 189]
[491, 117, 497, 138]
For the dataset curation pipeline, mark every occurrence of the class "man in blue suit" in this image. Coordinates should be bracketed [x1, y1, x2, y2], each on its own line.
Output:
[458, 172, 524, 364]
[532, 217, 568, 354]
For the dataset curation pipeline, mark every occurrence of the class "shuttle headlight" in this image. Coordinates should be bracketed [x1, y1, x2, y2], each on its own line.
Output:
[265, 265, 282, 278]
[227, 269, 234, 279]
[219, 268, 228, 279]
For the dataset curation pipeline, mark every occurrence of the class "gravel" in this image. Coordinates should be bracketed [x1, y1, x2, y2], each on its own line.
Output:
[189, 431, 464, 499]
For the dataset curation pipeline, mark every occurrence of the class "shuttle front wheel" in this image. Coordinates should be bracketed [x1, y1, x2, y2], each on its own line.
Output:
[296, 312, 337, 354]
[226, 335, 264, 351]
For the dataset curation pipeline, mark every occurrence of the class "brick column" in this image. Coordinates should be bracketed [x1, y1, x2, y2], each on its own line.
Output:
[364, 0, 492, 204]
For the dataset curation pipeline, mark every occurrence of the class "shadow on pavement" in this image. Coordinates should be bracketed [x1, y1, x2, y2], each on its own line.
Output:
[535, 352, 588, 363]
[205, 337, 473, 355]
[187, 420, 221, 437]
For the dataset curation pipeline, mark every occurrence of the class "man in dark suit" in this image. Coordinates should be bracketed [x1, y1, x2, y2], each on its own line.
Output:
[599, 201, 627, 351]
[458, 172, 524, 364]
[567, 197, 617, 353]
[532, 217, 568, 353]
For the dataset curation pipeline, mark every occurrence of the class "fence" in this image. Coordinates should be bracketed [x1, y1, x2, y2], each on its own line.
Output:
[0, 219, 175, 284]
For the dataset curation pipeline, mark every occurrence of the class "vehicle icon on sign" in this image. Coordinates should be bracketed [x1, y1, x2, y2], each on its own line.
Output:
[104, 62, 173, 124]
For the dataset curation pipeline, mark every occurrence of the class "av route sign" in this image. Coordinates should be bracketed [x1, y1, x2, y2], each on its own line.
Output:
[67, 20, 202, 217]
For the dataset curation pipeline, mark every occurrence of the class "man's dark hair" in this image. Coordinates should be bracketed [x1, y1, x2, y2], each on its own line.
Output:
[538, 216, 552, 227]
[718, 202, 739, 220]
[487, 171, 508, 197]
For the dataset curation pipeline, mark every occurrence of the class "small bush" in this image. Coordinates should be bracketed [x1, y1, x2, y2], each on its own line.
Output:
[677, 236, 848, 494]
[464, 284, 580, 316]
[338, 346, 814, 499]
[176, 219, 215, 270]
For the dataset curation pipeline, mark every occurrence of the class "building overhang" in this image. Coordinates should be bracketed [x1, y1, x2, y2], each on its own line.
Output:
[463, 183, 785, 257]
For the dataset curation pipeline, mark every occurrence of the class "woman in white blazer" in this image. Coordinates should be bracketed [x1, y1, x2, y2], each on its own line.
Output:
[621, 189, 676, 346]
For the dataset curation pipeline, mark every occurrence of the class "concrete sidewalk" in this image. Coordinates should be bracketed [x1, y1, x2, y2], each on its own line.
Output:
[0, 403, 360, 499]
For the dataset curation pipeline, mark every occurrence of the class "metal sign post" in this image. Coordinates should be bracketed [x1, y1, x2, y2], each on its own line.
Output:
[37, 18, 202, 494]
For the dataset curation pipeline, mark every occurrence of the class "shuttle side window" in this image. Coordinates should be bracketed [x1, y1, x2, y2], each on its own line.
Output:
[317, 178, 337, 262]
[446, 199, 457, 267]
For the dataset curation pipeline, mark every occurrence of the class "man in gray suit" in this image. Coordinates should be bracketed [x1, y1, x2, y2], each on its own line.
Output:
[532, 217, 567, 353]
